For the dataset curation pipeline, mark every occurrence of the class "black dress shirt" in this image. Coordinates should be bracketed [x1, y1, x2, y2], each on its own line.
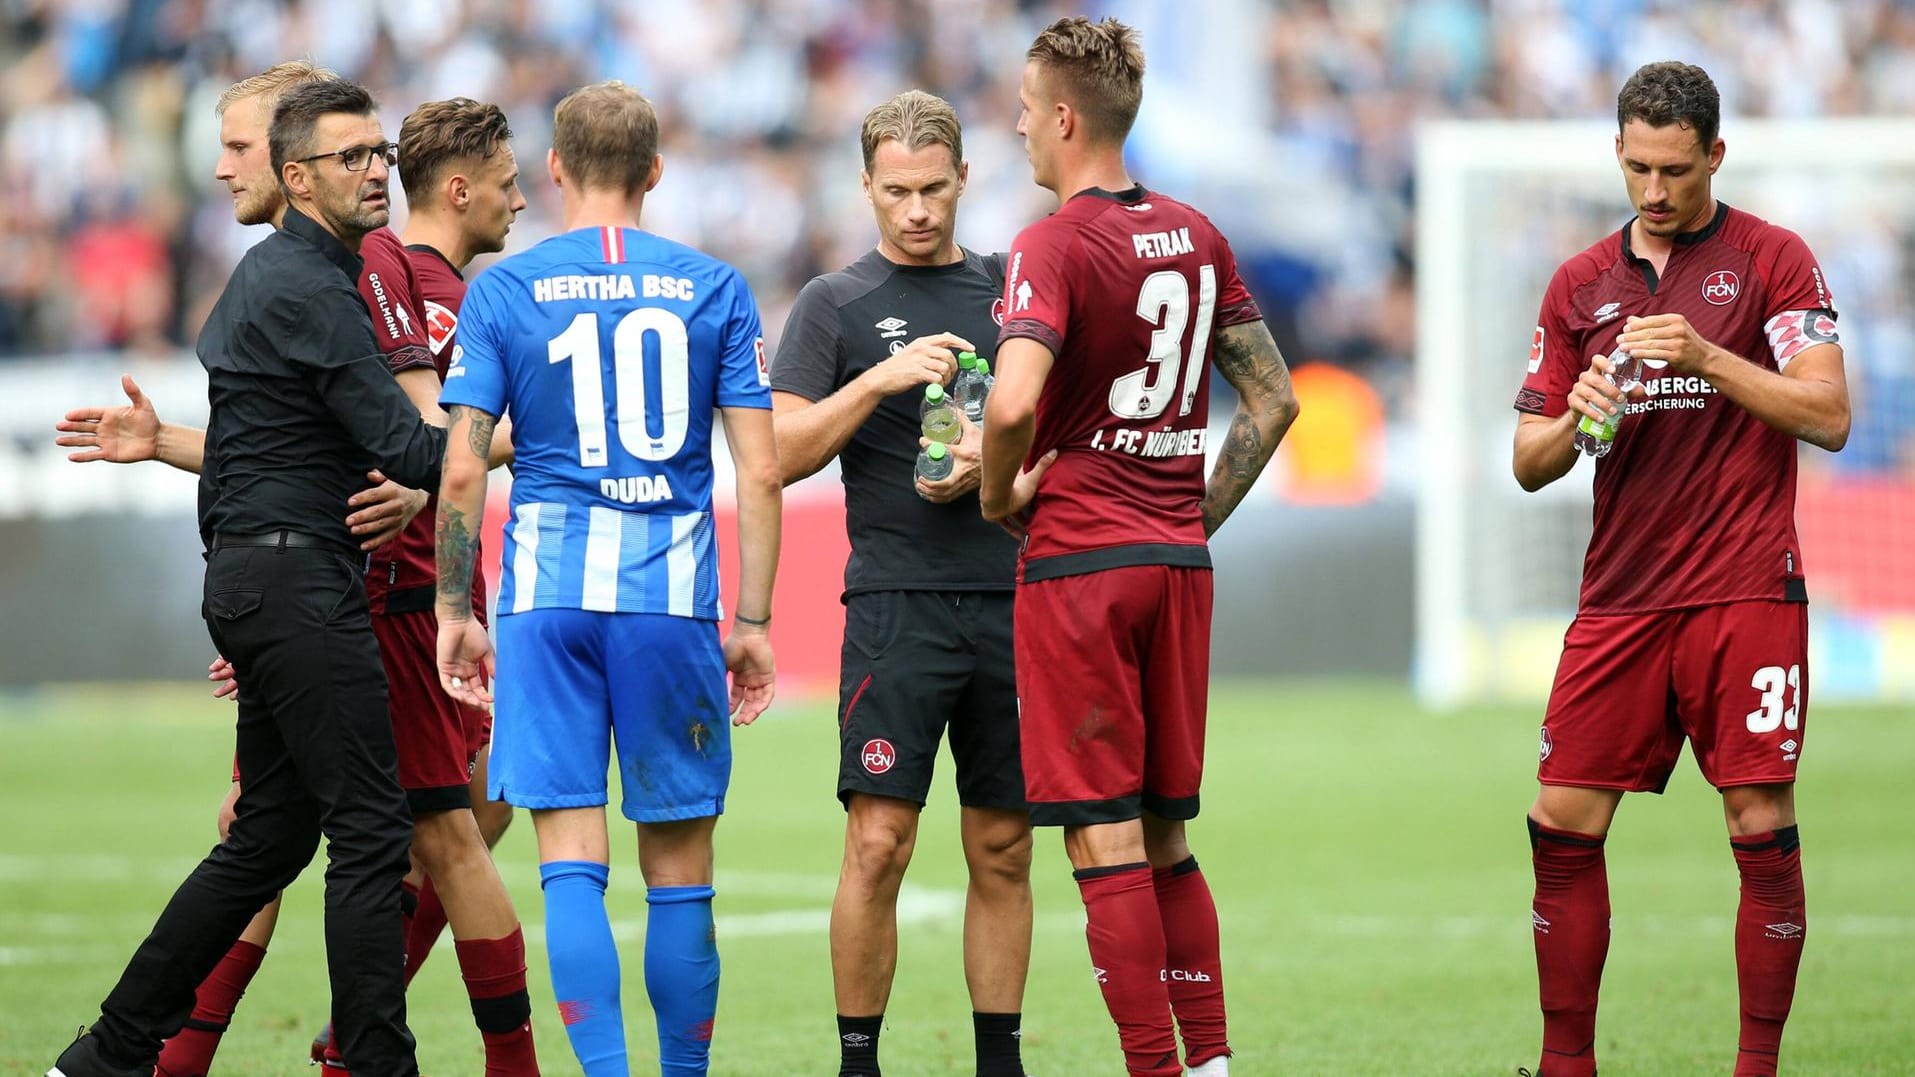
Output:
[196, 206, 447, 551]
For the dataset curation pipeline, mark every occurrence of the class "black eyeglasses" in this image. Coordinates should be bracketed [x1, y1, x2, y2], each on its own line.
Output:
[297, 141, 398, 172]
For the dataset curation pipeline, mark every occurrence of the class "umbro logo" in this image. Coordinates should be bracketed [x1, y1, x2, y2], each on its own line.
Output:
[1593, 302, 1622, 324]
[1765, 922, 1805, 939]
[1532, 909, 1551, 933]
[842, 1033, 873, 1045]
[875, 316, 909, 339]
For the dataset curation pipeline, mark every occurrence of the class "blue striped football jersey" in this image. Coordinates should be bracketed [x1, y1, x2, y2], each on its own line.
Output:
[442, 225, 771, 619]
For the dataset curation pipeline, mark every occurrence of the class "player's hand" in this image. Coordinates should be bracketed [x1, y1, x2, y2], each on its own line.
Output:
[860, 332, 972, 397]
[984, 449, 1058, 541]
[347, 470, 428, 551]
[722, 624, 776, 727]
[1619, 313, 1713, 375]
[437, 618, 495, 708]
[208, 655, 239, 702]
[55, 374, 161, 463]
[1568, 354, 1628, 424]
[915, 411, 982, 503]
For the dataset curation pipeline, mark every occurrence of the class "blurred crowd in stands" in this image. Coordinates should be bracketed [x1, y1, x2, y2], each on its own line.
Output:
[3, 0, 1912, 468]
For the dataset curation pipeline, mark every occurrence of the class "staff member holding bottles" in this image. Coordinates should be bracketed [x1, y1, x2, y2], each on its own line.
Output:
[767, 90, 1040, 1077]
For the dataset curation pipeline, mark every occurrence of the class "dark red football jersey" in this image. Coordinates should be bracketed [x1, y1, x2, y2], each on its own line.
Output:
[1514, 203, 1840, 615]
[998, 186, 1262, 580]
[407, 243, 467, 378]
[357, 228, 435, 378]
[361, 242, 486, 618]
[353, 229, 436, 614]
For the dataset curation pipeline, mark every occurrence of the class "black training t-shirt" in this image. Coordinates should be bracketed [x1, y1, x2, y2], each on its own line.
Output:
[771, 247, 1018, 597]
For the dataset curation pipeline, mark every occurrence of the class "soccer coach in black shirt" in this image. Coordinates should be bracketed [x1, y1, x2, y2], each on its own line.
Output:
[52, 80, 441, 1077]
[770, 90, 1039, 1077]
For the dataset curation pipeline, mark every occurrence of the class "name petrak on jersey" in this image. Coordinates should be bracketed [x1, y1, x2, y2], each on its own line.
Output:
[1514, 203, 1840, 615]
[998, 185, 1262, 581]
[442, 225, 771, 619]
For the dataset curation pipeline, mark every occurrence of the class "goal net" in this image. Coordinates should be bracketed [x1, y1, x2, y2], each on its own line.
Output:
[1413, 119, 1915, 707]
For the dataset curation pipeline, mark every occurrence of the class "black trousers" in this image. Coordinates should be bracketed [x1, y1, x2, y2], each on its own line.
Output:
[91, 543, 417, 1076]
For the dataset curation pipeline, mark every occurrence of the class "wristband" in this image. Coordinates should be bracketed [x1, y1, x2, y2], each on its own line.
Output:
[734, 611, 771, 627]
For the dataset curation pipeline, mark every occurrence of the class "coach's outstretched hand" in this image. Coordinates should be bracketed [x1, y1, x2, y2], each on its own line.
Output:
[723, 624, 775, 726]
[56, 374, 160, 463]
[437, 618, 495, 709]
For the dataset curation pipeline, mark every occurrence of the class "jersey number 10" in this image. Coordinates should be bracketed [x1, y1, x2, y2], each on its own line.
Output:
[547, 309, 691, 467]
[1108, 264, 1217, 422]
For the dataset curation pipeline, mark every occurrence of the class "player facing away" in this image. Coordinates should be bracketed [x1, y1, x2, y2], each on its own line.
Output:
[433, 80, 782, 1077]
[1511, 63, 1848, 1077]
[979, 18, 1299, 1077]
[769, 90, 1034, 1077]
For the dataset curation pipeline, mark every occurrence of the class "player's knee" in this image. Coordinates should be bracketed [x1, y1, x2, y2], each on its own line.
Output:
[1722, 782, 1795, 836]
[844, 809, 917, 886]
[963, 817, 1033, 887]
[410, 808, 488, 874]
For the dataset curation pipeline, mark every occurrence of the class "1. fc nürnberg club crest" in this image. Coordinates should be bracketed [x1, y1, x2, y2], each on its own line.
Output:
[861, 738, 896, 775]
[1702, 270, 1740, 305]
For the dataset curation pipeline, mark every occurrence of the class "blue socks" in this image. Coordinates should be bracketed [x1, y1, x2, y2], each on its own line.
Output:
[539, 863, 721, 1077]
[645, 885, 720, 1077]
[540, 860, 627, 1077]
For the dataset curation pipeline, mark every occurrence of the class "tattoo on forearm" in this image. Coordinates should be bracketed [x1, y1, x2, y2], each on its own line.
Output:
[1201, 322, 1299, 536]
[436, 501, 475, 618]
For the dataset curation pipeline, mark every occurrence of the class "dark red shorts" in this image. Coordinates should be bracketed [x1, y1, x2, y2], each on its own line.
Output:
[1540, 600, 1808, 792]
[374, 608, 484, 811]
[1014, 564, 1212, 826]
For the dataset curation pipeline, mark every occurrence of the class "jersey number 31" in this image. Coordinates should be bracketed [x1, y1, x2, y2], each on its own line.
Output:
[1108, 265, 1217, 422]
[547, 309, 691, 466]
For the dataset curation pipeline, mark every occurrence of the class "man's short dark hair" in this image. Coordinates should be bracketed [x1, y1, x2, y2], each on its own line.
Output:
[270, 78, 378, 181]
[398, 98, 513, 203]
[1617, 61, 1720, 148]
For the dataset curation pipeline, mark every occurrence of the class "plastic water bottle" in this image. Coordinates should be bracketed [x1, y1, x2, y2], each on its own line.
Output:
[978, 357, 995, 396]
[920, 384, 959, 444]
[915, 441, 953, 487]
[951, 351, 988, 425]
[1574, 345, 1644, 458]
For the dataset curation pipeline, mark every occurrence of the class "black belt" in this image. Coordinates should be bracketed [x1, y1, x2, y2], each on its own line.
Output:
[211, 530, 340, 552]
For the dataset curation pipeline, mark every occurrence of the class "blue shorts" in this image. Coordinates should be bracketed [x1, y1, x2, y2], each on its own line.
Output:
[490, 608, 731, 822]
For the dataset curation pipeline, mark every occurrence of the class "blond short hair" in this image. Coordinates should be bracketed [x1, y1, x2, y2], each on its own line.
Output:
[1026, 16, 1146, 144]
[860, 90, 963, 172]
[551, 80, 659, 196]
[216, 60, 337, 117]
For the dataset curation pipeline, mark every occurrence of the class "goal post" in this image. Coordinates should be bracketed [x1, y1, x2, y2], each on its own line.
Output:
[1414, 118, 1915, 709]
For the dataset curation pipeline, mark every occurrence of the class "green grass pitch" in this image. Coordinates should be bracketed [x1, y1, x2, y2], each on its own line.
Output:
[2, 681, 1910, 1075]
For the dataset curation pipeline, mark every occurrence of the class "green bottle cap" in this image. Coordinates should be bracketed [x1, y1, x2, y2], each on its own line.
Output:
[927, 442, 948, 460]
[958, 351, 978, 367]
[978, 359, 990, 375]
[925, 384, 945, 403]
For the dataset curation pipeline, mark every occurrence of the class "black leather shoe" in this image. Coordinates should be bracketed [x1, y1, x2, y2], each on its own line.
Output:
[48, 1030, 148, 1077]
